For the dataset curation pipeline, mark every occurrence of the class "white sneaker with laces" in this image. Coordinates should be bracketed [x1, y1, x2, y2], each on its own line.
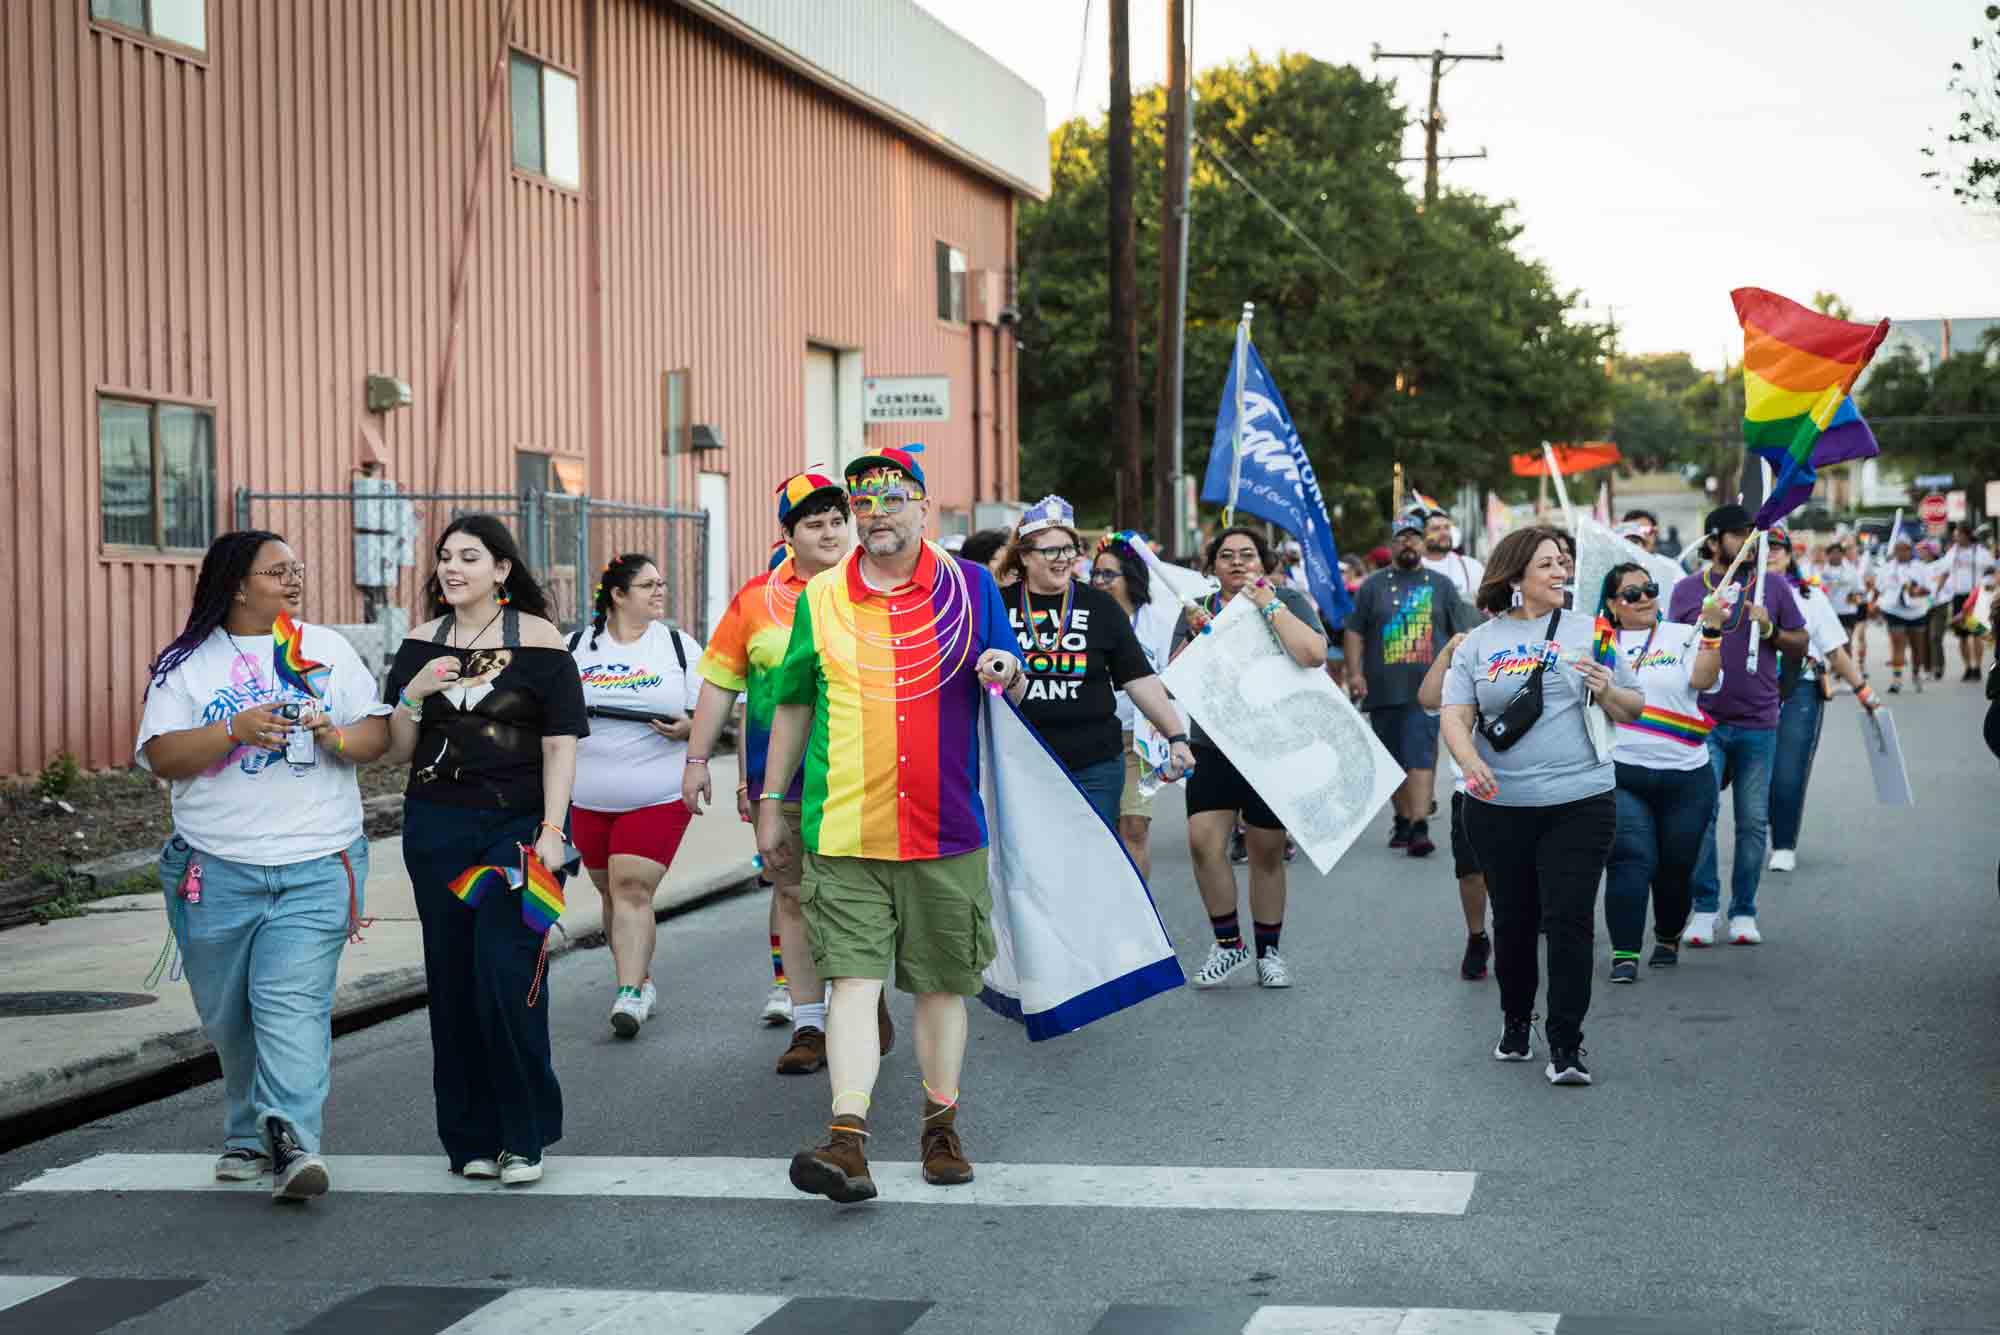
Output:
[1768, 849, 1796, 873]
[1191, 941, 1253, 989]
[760, 984, 793, 1026]
[460, 1158, 500, 1180]
[1727, 915, 1762, 945]
[498, 1152, 542, 1186]
[610, 988, 647, 1038]
[1255, 951, 1292, 988]
[213, 1148, 270, 1182]
[1681, 911, 1719, 948]
[638, 979, 658, 1021]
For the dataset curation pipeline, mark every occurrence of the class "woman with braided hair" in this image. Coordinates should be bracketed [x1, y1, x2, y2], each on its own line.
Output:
[138, 530, 393, 1201]
[567, 553, 705, 1037]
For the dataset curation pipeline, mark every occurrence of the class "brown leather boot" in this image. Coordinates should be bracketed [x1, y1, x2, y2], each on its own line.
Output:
[877, 991, 896, 1057]
[775, 1026, 826, 1075]
[789, 1114, 876, 1203]
[919, 1100, 973, 1185]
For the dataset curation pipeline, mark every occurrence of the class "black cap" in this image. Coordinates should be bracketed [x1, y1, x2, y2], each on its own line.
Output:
[1703, 503, 1753, 536]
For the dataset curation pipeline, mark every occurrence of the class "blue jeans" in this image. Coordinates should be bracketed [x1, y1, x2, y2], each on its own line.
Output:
[1691, 724, 1778, 919]
[1606, 763, 1717, 954]
[1070, 754, 1126, 829]
[1768, 679, 1827, 852]
[160, 835, 366, 1154]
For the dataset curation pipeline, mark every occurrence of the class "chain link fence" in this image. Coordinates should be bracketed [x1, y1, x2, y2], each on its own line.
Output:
[234, 487, 708, 669]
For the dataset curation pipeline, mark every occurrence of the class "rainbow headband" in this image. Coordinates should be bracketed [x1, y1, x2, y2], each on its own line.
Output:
[447, 850, 565, 937]
[272, 612, 330, 698]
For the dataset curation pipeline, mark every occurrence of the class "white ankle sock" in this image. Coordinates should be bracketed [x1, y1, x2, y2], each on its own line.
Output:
[793, 1002, 827, 1034]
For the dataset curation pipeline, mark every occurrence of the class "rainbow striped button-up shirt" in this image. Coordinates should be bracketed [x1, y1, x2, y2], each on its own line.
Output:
[773, 542, 1016, 862]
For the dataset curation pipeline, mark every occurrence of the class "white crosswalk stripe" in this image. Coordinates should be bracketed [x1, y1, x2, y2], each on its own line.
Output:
[0, 1275, 73, 1311]
[1243, 1308, 1560, 1335]
[433, 1287, 789, 1334]
[13, 1152, 1477, 1215]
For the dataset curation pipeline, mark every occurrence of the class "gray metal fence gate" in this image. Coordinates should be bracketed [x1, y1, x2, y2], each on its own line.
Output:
[234, 487, 708, 667]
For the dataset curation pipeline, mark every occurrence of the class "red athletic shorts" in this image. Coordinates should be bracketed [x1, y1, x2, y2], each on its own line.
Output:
[570, 801, 694, 871]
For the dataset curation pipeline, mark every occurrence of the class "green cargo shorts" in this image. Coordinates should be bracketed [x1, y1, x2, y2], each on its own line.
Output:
[798, 847, 995, 996]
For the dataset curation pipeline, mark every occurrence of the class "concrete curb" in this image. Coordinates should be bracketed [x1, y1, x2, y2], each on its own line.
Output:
[0, 856, 758, 1130]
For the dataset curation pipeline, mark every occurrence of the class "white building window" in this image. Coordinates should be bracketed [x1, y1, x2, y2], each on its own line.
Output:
[99, 396, 216, 553]
[510, 52, 581, 189]
[90, 0, 207, 54]
[936, 242, 967, 324]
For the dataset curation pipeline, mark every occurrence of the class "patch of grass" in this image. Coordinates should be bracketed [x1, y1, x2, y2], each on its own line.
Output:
[27, 864, 157, 925]
[34, 752, 81, 800]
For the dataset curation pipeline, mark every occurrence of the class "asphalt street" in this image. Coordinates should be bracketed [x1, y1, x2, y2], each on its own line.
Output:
[2, 668, 1996, 1335]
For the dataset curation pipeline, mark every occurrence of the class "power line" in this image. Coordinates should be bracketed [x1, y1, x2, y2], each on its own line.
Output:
[1370, 37, 1504, 208]
[1194, 135, 1351, 280]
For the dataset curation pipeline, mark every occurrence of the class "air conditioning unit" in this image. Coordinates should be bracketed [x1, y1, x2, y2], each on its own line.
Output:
[968, 269, 1005, 325]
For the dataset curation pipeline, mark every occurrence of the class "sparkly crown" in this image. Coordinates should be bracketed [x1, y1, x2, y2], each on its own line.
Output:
[1016, 495, 1076, 539]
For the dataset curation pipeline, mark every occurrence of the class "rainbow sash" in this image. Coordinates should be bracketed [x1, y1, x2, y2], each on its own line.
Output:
[272, 612, 331, 698]
[1620, 706, 1714, 748]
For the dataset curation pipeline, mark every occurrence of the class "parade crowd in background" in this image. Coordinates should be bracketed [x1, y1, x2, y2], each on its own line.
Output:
[129, 451, 2000, 1205]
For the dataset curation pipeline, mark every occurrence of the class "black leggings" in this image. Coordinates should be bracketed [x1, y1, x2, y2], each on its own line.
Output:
[1463, 793, 1616, 1049]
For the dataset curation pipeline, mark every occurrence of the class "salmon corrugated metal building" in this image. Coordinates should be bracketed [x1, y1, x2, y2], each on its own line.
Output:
[0, 0, 1048, 776]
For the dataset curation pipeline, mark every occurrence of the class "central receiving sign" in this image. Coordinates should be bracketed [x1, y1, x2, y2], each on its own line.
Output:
[862, 375, 950, 423]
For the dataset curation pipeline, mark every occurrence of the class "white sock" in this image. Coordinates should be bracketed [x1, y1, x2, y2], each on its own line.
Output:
[793, 1002, 827, 1034]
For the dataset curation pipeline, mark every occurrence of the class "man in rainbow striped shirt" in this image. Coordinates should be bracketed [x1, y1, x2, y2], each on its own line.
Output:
[757, 445, 1028, 1205]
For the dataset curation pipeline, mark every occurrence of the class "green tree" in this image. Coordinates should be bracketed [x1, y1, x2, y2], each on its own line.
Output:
[1810, 290, 1855, 321]
[1018, 52, 1611, 530]
[1861, 335, 2000, 486]
[1921, 4, 2000, 207]
[1680, 366, 1746, 501]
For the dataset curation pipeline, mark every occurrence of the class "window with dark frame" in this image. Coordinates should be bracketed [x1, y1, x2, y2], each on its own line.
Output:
[662, 369, 689, 457]
[89, 0, 207, 53]
[98, 396, 216, 553]
[509, 51, 581, 189]
[935, 241, 967, 324]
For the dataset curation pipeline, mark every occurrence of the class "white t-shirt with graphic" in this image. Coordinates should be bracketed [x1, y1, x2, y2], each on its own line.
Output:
[1422, 552, 1485, 601]
[570, 621, 705, 812]
[1944, 543, 1994, 598]
[1876, 559, 1937, 619]
[1611, 621, 1716, 773]
[1819, 559, 1865, 615]
[135, 624, 389, 866]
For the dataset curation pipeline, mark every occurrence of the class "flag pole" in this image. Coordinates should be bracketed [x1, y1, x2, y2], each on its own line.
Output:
[1392, 462, 1405, 518]
[1542, 442, 1576, 529]
[1747, 459, 1773, 670]
[1225, 302, 1254, 526]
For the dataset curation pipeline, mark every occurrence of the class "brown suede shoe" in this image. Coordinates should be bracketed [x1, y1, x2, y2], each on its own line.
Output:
[775, 1026, 826, 1076]
[789, 1114, 876, 1203]
[919, 1100, 973, 1185]
[877, 991, 896, 1057]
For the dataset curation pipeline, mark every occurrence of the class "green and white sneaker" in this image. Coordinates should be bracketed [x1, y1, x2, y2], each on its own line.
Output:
[611, 986, 648, 1038]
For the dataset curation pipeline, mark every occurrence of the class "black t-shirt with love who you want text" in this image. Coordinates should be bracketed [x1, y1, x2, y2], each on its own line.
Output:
[1004, 581, 1153, 772]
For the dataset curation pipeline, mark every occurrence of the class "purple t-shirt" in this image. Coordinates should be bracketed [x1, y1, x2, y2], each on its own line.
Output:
[1667, 568, 1805, 730]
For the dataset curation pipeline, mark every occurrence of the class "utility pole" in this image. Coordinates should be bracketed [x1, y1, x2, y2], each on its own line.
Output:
[1370, 37, 1503, 209]
[1152, 0, 1191, 552]
[1107, 0, 1143, 529]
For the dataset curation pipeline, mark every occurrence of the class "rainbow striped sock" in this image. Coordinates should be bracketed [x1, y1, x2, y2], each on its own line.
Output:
[770, 934, 786, 988]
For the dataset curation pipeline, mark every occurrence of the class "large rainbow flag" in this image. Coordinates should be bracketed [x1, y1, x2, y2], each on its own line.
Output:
[1732, 287, 1889, 529]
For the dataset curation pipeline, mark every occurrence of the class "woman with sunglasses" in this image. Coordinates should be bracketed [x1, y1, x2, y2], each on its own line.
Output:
[1599, 564, 1725, 983]
[137, 532, 393, 1201]
[997, 498, 1194, 830]
[1089, 531, 1183, 880]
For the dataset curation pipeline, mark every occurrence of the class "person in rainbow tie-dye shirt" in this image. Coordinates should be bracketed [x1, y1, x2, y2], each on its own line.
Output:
[757, 444, 1027, 1206]
[685, 471, 894, 1077]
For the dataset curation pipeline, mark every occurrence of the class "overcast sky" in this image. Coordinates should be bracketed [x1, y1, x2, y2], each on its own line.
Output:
[916, 0, 2000, 366]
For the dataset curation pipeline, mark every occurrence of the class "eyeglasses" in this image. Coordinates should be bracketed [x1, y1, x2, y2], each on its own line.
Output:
[1614, 583, 1660, 604]
[1088, 568, 1122, 584]
[1215, 548, 1262, 565]
[850, 490, 922, 516]
[250, 562, 308, 583]
[1025, 544, 1078, 561]
[628, 579, 666, 592]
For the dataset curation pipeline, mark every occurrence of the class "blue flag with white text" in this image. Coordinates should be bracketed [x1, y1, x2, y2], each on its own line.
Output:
[1201, 341, 1353, 630]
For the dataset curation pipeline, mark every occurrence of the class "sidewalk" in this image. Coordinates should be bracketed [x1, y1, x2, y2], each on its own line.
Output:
[0, 757, 759, 1126]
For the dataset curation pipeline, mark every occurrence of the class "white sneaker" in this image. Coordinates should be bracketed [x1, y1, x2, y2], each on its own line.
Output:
[760, 983, 793, 1026]
[1191, 941, 1253, 988]
[1768, 849, 1797, 873]
[459, 1158, 500, 1180]
[213, 1148, 270, 1182]
[1682, 911, 1719, 948]
[1255, 950, 1292, 988]
[1727, 915, 1762, 945]
[498, 1152, 542, 1186]
[639, 979, 658, 1021]
[610, 987, 647, 1038]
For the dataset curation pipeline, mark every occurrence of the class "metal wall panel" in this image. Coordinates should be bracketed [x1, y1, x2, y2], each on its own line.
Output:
[0, 0, 1020, 775]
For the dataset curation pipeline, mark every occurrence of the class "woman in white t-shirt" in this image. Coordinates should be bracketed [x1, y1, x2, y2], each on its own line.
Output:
[1876, 536, 1938, 693]
[136, 530, 393, 1202]
[568, 553, 705, 1037]
[1599, 563, 1725, 980]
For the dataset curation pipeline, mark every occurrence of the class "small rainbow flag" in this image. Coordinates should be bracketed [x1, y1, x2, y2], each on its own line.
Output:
[1591, 613, 1619, 668]
[1733, 288, 1888, 530]
[519, 851, 564, 936]
[271, 612, 330, 698]
[1620, 705, 1715, 747]
[448, 865, 508, 908]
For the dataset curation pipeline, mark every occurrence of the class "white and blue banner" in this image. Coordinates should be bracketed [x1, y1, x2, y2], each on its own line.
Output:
[1201, 340, 1354, 630]
[977, 695, 1184, 1041]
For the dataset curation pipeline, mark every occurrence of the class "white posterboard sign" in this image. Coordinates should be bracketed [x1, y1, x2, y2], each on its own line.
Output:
[862, 375, 950, 423]
[1573, 517, 1687, 617]
[1161, 597, 1404, 875]
[1860, 709, 1914, 807]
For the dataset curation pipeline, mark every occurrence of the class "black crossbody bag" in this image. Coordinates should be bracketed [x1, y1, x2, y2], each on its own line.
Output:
[1475, 609, 1560, 753]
